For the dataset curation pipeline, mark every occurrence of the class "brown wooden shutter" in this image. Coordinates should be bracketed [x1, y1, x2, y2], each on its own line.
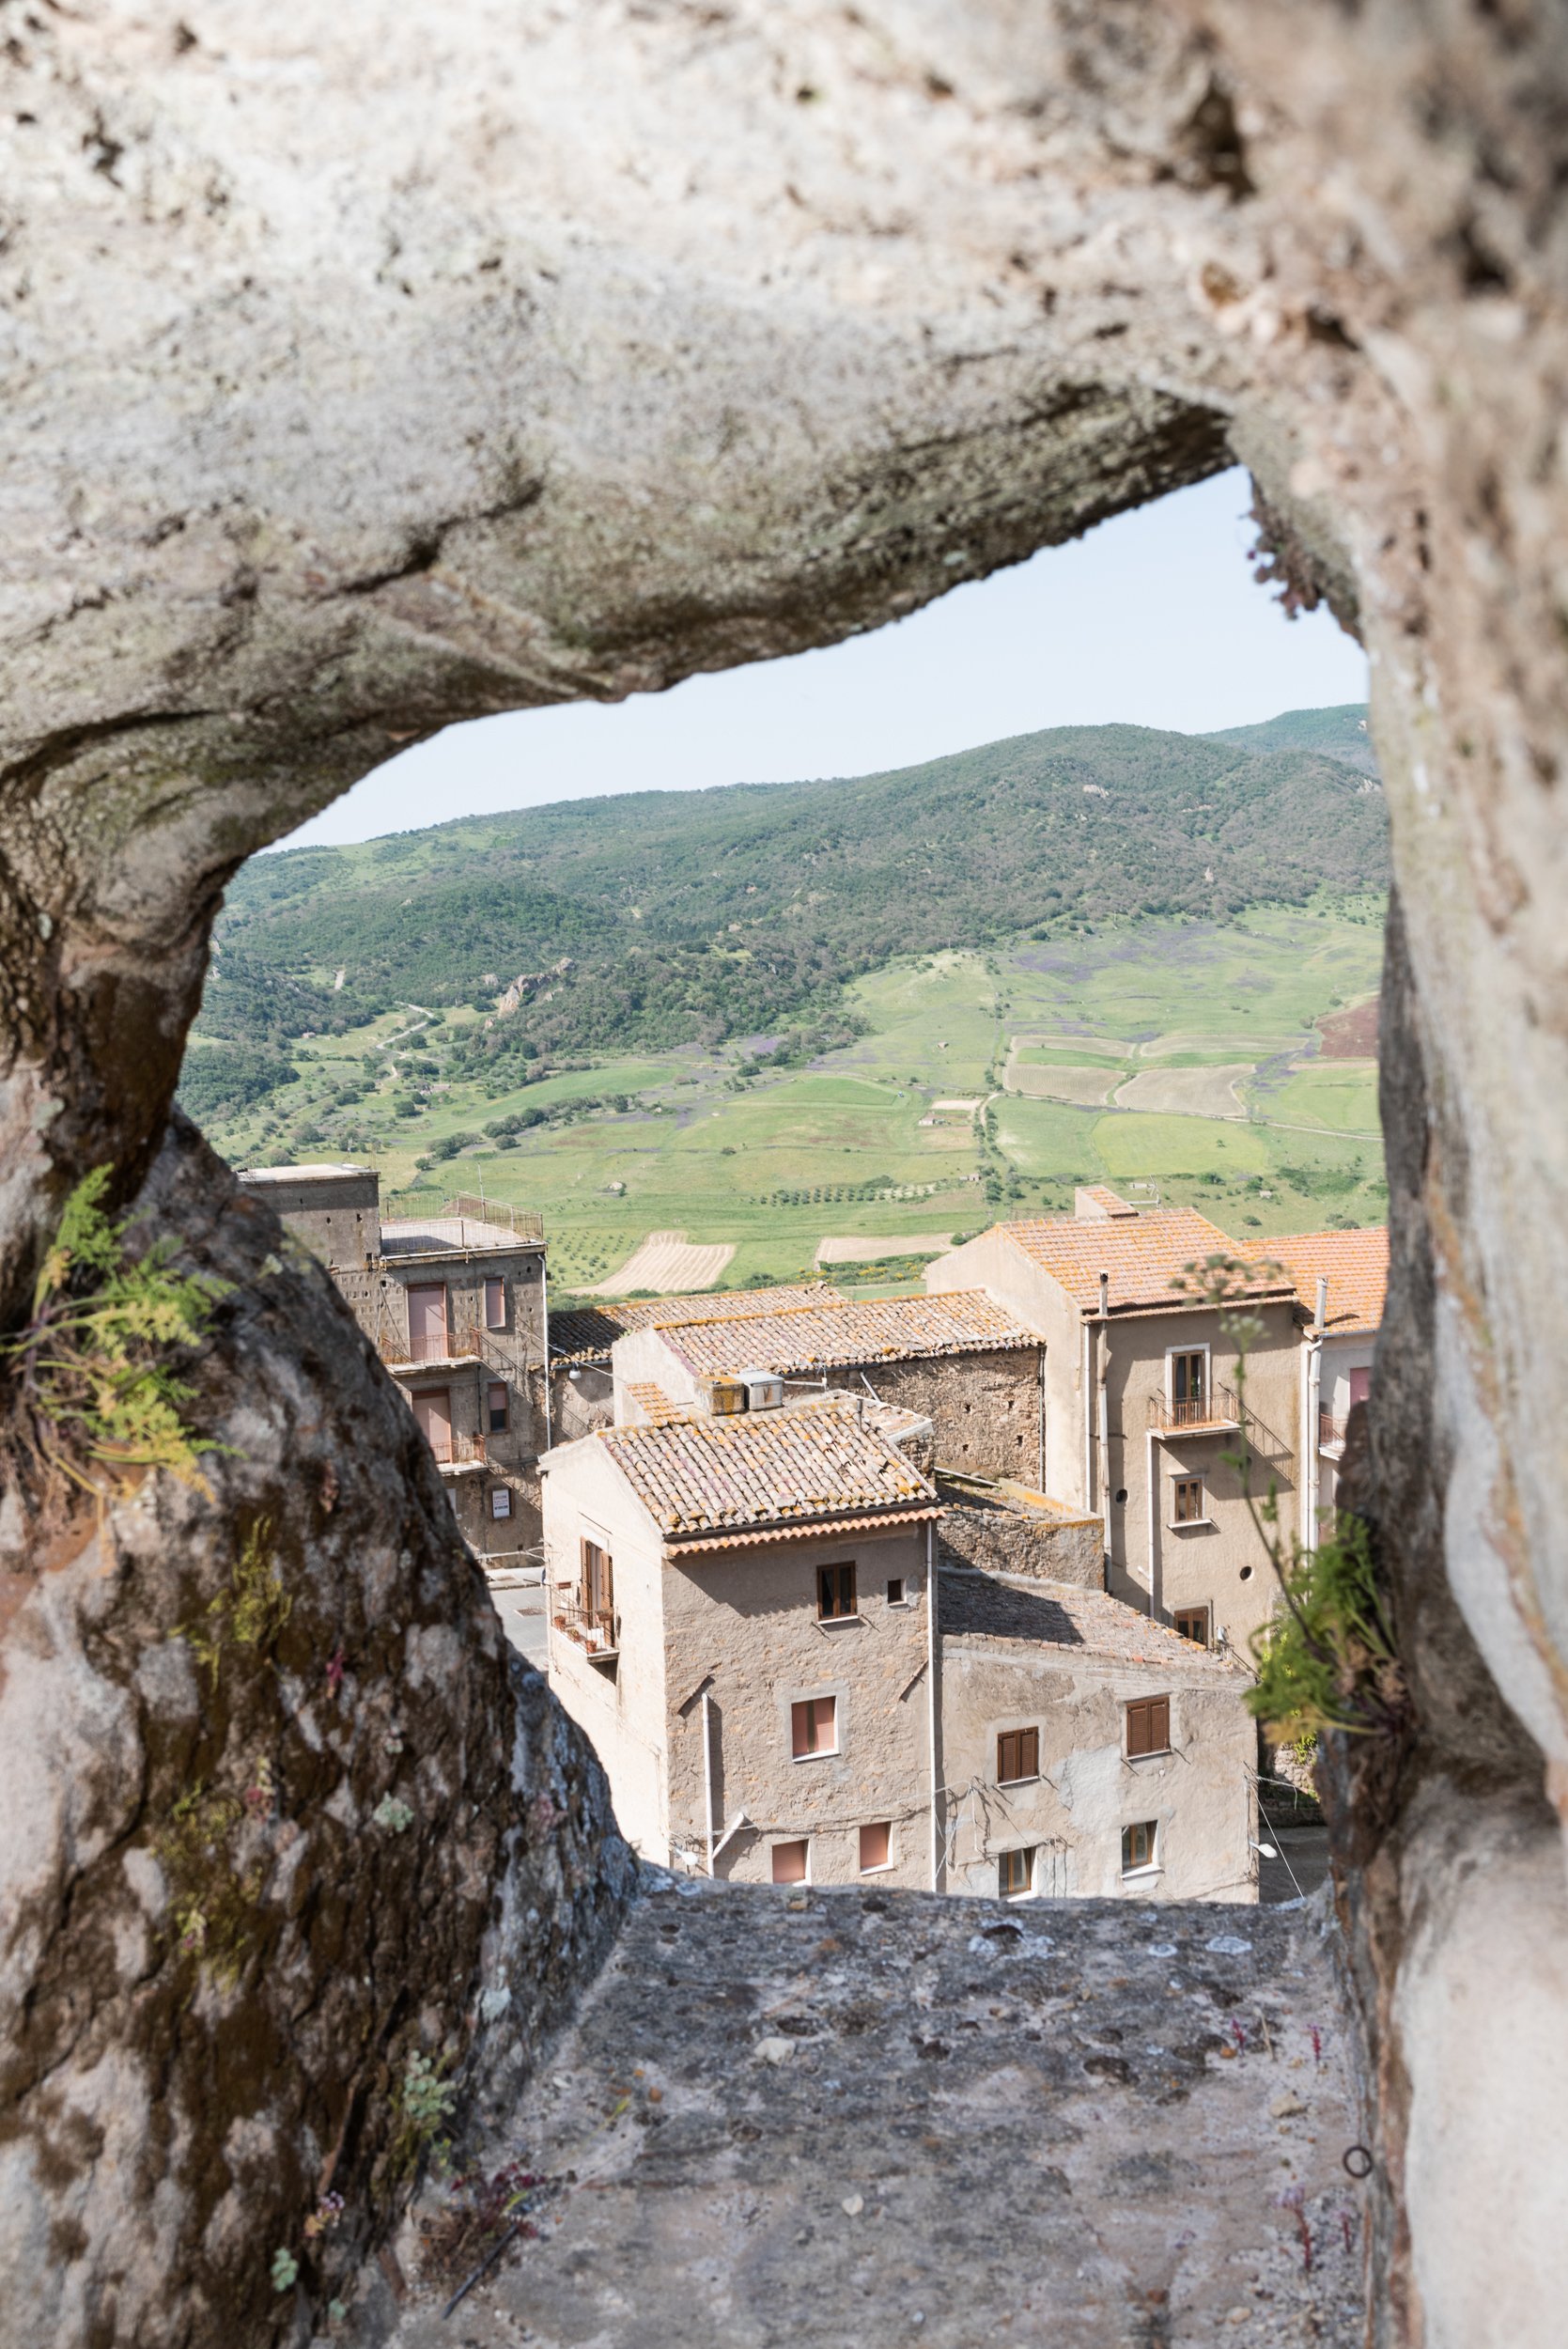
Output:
[1150, 1695, 1170, 1750]
[1020, 1726, 1039, 1780]
[1126, 1699, 1149, 1757]
[791, 1699, 811, 1758]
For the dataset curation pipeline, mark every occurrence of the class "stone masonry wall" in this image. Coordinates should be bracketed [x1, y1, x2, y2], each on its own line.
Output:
[823, 1347, 1043, 1483]
[938, 1497, 1103, 1589]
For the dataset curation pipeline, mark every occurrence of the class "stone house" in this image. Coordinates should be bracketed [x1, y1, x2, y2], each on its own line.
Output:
[542, 1392, 1255, 1902]
[547, 1283, 835, 1443]
[237, 1164, 549, 1556]
[611, 1288, 1049, 1481]
[1269, 1228, 1388, 1548]
[939, 1566, 1256, 1902]
[926, 1192, 1304, 1654]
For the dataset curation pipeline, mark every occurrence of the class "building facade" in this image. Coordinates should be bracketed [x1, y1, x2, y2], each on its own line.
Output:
[237, 1164, 549, 1556]
[1270, 1228, 1388, 1546]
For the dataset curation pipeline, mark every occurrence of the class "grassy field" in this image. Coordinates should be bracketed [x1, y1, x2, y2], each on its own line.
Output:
[200, 897, 1386, 1295]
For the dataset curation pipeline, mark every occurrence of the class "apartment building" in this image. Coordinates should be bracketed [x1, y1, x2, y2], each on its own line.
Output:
[541, 1391, 1255, 1900]
[926, 1190, 1304, 1653]
[612, 1288, 1049, 1481]
[1270, 1227, 1388, 1543]
[236, 1164, 548, 1556]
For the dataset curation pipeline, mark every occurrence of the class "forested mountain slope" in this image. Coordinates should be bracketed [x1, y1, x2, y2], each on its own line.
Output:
[188, 710, 1384, 1119]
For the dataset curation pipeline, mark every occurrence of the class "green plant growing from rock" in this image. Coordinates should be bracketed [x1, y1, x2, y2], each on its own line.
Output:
[153, 1782, 265, 1989]
[183, 1516, 291, 1688]
[0, 1164, 228, 1512]
[395, 2051, 458, 2175]
[1175, 1251, 1407, 1744]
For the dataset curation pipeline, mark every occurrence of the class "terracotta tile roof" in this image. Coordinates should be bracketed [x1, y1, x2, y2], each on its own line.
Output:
[939, 1570, 1247, 1674]
[1267, 1227, 1388, 1335]
[1075, 1185, 1139, 1218]
[601, 1392, 937, 1541]
[996, 1209, 1293, 1315]
[625, 1381, 686, 1426]
[650, 1289, 1041, 1376]
[551, 1283, 833, 1361]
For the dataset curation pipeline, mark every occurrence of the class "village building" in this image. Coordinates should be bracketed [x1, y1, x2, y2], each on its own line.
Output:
[236, 1164, 549, 1556]
[925, 1190, 1304, 1654]
[547, 1283, 833, 1443]
[541, 1391, 1257, 1901]
[1269, 1227, 1389, 1544]
[611, 1288, 1050, 1481]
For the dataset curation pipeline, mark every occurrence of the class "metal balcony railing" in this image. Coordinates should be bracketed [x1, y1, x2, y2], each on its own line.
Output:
[551, 1597, 619, 1657]
[429, 1430, 492, 1471]
[1319, 1410, 1349, 1453]
[1147, 1381, 1242, 1433]
[380, 1322, 483, 1368]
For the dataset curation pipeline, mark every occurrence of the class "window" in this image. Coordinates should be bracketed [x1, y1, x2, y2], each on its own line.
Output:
[999, 1846, 1035, 1898]
[407, 1283, 449, 1363]
[771, 1840, 809, 1885]
[1349, 1365, 1372, 1408]
[1173, 1604, 1210, 1647]
[817, 1563, 857, 1621]
[1126, 1696, 1172, 1758]
[489, 1486, 513, 1521]
[488, 1381, 509, 1433]
[996, 1726, 1040, 1784]
[1122, 1820, 1157, 1874]
[485, 1277, 506, 1330]
[1172, 1476, 1204, 1524]
[886, 1577, 906, 1606]
[1170, 1348, 1206, 1421]
[791, 1696, 838, 1758]
[859, 1821, 892, 1873]
[581, 1538, 614, 1632]
[411, 1388, 453, 1464]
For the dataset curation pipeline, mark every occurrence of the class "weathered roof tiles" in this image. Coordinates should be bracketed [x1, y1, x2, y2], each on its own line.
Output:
[601, 1393, 936, 1539]
[998, 1208, 1294, 1315]
[652, 1288, 1040, 1375]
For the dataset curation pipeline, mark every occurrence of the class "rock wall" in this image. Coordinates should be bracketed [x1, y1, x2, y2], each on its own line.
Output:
[938, 1498, 1104, 1590]
[1, 5, 1566, 2343]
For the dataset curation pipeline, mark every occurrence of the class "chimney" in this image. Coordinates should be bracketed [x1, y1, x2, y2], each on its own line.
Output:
[1098, 1270, 1110, 1320]
[1313, 1276, 1328, 1333]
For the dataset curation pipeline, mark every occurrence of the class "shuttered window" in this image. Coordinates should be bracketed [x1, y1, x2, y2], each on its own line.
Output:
[581, 1539, 613, 1620]
[1172, 1476, 1203, 1523]
[996, 1727, 1040, 1784]
[485, 1278, 506, 1330]
[791, 1696, 838, 1758]
[817, 1563, 857, 1620]
[771, 1840, 809, 1885]
[488, 1381, 509, 1432]
[1126, 1696, 1172, 1757]
[859, 1822, 891, 1874]
[1173, 1605, 1210, 1647]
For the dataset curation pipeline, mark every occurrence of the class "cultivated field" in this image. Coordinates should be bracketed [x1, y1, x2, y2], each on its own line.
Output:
[204, 898, 1387, 1294]
[591, 1232, 735, 1295]
[816, 1233, 957, 1264]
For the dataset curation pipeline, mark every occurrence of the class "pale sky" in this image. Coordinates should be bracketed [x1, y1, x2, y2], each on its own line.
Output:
[283, 467, 1368, 850]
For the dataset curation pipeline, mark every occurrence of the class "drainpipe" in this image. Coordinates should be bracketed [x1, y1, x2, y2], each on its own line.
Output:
[540, 1254, 553, 1453]
[702, 1686, 717, 1875]
[1036, 1346, 1047, 1493]
[1081, 1319, 1094, 1517]
[1146, 1427, 1160, 1622]
[1305, 1275, 1327, 1554]
[926, 1517, 941, 1892]
[1097, 1272, 1112, 1583]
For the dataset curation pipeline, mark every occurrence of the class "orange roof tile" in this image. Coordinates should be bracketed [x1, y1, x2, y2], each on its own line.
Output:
[624, 1380, 687, 1426]
[939, 1569, 1247, 1674]
[651, 1289, 1041, 1376]
[997, 1209, 1293, 1315]
[600, 1392, 936, 1541]
[551, 1283, 834, 1361]
[1267, 1228, 1388, 1335]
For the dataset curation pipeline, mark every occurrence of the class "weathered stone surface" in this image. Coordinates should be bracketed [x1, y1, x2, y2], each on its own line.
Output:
[0, 1115, 632, 2348]
[0, 5, 1566, 2343]
[379, 1878, 1365, 2349]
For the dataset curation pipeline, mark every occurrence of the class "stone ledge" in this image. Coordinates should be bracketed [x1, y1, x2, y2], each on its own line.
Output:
[379, 1880, 1365, 2348]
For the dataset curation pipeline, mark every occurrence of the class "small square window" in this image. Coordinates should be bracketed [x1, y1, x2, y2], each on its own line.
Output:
[999, 1846, 1035, 1898]
[771, 1840, 809, 1886]
[485, 1278, 506, 1330]
[1126, 1696, 1172, 1758]
[488, 1381, 509, 1433]
[817, 1563, 857, 1621]
[791, 1696, 838, 1758]
[859, 1821, 891, 1874]
[1172, 1476, 1204, 1524]
[1173, 1604, 1210, 1647]
[996, 1726, 1040, 1785]
[489, 1486, 512, 1520]
[1122, 1820, 1157, 1874]
[886, 1578, 906, 1606]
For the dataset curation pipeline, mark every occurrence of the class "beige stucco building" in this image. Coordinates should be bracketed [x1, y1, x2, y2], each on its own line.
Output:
[543, 1391, 1256, 1902]
[1270, 1228, 1388, 1547]
[237, 1164, 549, 1556]
[927, 1191, 1305, 1655]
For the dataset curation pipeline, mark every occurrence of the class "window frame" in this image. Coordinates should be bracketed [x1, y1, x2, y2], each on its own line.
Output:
[996, 1725, 1041, 1786]
[581, 1535, 614, 1623]
[859, 1820, 893, 1875]
[771, 1839, 810, 1886]
[1172, 1603, 1211, 1648]
[790, 1694, 839, 1760]
[487, 1380, 510, 1434]
[886, 1577, 907, 1607]
[1171, 1473, 1205, 1526]
[1121, 1819, 1158, 1875]
[1125, 1695, 1172, 1760]
[998, 1845, 1036, 1899]
[484, 1276, 507, 1331]
[816, 1561, 858, 1622]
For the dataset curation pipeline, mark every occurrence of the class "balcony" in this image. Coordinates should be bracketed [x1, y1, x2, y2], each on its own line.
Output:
[551, 1596, 619, 1660]
[1319, 1409, 1348, 1455]
[1147, 1380, 1241, 1434]
[430, 1431, 492, 1475]
[380, 1322, 483, 1371]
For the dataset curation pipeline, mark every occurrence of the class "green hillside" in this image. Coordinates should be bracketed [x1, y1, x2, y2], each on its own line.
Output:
[1204, 703, 1376, 776]
[190, 712, 1386, 1128]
